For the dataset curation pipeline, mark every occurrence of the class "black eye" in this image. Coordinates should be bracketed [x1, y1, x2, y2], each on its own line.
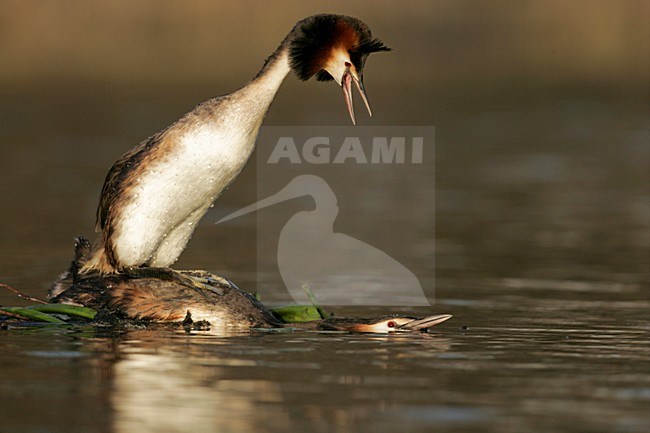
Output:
[387, 321, 396, 328]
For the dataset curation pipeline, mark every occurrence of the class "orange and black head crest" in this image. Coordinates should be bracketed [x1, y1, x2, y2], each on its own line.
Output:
[289, 14, 390, 82]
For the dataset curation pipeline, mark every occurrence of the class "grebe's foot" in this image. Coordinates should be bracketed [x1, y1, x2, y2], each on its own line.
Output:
[123, 267, 227, 298]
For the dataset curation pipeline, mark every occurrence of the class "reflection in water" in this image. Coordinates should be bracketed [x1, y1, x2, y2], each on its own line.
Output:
[96, 329, 452, 433]
[112, 351, 277, 432]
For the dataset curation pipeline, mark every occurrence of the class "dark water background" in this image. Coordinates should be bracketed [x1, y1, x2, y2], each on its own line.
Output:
[1, 1, 648, 432]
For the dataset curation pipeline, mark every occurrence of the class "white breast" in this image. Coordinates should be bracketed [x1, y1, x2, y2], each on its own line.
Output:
[112, 123, 258, 267]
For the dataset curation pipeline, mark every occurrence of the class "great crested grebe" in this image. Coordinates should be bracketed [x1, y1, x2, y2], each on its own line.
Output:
[49, 15, 451, 331]
[50, 238, 452, 333]
[77, 14, 390, 276]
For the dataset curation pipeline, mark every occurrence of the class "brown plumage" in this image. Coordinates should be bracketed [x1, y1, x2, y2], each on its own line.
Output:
[52, 238, 281, 329]
[52, 271, 281, 329]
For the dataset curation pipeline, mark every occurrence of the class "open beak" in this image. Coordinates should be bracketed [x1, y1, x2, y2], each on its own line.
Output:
[399, 314, 453, 332]
[341, 68, 372, 125]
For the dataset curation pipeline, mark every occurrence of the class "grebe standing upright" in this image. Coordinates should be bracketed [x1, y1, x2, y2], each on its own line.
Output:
[49, 15, 452, 332]
[78, 14, 390, 276]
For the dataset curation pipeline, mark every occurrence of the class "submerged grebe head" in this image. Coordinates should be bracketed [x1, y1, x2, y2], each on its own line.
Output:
[320, 314, 453, 333]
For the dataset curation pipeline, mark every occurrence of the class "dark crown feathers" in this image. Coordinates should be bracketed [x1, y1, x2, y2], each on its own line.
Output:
[288, 14, 390, 82]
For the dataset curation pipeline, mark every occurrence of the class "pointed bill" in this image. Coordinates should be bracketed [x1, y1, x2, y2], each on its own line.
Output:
[400, 314, 453, 331]
[353, 77, 372, 117]
[342, 71, 356, 125]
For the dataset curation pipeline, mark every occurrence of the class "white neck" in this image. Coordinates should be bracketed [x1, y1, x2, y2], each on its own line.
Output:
[226, 48, 291, 126]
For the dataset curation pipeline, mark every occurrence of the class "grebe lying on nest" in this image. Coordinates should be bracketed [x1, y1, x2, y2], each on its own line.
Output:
[49, 238, 452, 333]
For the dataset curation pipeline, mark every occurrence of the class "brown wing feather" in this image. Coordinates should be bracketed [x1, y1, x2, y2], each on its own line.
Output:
[109, 280, 189, 322]
[95, 132, 164, 233]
